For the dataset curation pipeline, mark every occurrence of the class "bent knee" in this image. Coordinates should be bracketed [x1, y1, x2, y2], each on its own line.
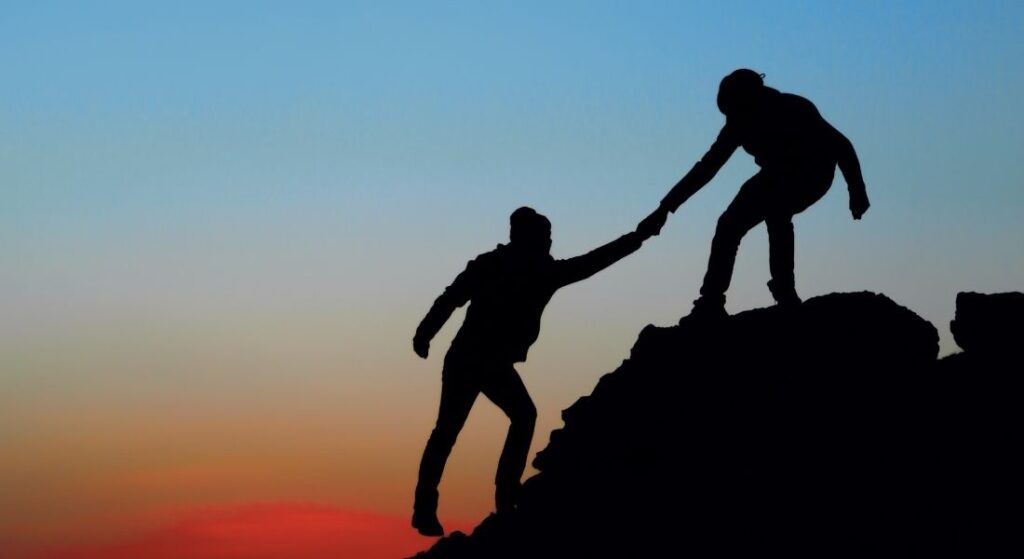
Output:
[429, 422, 463, 444]
[715, 211, 739, 230]
[765, 217, 793, 233]
[715, 211, 759, 238]
[511, 401, 537, 424]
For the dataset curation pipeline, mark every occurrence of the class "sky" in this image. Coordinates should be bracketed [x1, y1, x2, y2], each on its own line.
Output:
[2, 1, 1023, 557]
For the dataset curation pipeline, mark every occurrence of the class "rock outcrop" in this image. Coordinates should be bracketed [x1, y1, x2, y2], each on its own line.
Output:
[411, 292, 1021, 557]
[950, 291, 1024, 357]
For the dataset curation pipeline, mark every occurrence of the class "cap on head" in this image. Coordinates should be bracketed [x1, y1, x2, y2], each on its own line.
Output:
[509, 206, 552, 250]
[717, 68, 766, 115]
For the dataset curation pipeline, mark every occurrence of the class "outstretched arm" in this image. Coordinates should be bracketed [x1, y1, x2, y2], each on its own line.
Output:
[555, 231, 645, 288]
[413, 260, 478, 358]
[831, 125, 869, 219]
[640, 125, 739, 235]
[660, 124, 739, 213]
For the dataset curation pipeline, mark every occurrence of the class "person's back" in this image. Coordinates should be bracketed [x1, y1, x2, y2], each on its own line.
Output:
[445, 243, 559, 363]
[731, 88, 840, 173]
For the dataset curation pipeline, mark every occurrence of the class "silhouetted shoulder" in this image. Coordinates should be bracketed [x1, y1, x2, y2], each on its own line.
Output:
[464, 245, 507, 274]
[444, 245, 508, 301]
[777, 92, 824, 121]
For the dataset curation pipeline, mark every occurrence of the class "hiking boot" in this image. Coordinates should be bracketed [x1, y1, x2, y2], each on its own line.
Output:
[685, 294, 728, 322]
[411, 508, 445, 537]
[495, 482, 521, 515]
[767, 280, 801, 307]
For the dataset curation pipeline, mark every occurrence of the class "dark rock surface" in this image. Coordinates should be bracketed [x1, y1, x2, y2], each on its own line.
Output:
[950, 291, 1024, 356]
[411, 292, 1021, 558]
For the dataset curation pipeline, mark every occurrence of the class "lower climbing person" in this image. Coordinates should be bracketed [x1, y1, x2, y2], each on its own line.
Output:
[411, 207, 657, 536]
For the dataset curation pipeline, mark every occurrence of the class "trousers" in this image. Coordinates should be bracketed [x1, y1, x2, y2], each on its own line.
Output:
[414, 350, 537, 511]
[701, 166, 835, 300]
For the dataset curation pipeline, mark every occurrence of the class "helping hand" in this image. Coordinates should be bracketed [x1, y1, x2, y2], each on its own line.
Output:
[636, 207, 669, 239]
[413, 336, 430, 359]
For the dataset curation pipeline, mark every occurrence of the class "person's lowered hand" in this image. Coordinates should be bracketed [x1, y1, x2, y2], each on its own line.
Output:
[413, 336, 430, 359]
[850, 189, 870, 220]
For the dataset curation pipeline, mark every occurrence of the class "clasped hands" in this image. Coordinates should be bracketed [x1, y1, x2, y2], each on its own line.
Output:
[635, 206, 670, 240]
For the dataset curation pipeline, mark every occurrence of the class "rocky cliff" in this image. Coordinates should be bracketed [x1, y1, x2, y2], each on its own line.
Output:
[412, 292, 1021, 557]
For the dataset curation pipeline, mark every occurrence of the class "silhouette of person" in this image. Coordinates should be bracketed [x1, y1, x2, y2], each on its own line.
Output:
[412, 207, 655, 536]
[641, 69, 869, 317]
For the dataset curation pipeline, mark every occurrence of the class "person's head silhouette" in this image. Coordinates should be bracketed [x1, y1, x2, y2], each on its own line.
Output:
[510, 206, 552, 255]
[717, 68, 766, 117]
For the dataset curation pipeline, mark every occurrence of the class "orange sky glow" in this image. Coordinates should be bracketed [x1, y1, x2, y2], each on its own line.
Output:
[29, 503, 472, 559]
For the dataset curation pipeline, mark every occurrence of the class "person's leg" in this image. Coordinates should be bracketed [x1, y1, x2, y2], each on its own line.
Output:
[766, 216, 799, 305]
[764, 167, 835, 305]
[697, 173, 773, 314]
[414, 363, 479, 535]
[479, 364, 537, 513]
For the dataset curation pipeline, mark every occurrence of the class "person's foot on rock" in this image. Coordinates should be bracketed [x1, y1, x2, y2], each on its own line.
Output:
[495, 482, 521, 515]
[412, 509, 445, 537]
[683, 294, 728, 323]
[767, 279, 801, 308]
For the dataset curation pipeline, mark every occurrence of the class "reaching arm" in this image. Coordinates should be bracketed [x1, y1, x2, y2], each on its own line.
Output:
[413, 259, 480, 358]
[660, 124, 739, 213]
[555, 231, 643, 288]
[831, 125, 869, 219]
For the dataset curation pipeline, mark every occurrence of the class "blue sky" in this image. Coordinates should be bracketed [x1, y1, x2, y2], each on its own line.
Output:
[4, 1, 1022, 335]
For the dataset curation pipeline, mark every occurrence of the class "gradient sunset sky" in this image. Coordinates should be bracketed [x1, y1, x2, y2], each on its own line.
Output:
[3, 1, 1023, 557]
